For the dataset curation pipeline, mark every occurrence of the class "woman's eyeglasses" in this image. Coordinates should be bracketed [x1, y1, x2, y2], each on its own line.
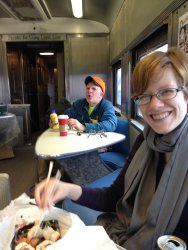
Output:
[133, 85, 186, 105]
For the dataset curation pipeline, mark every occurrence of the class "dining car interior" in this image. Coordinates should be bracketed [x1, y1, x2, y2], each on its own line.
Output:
[0, 0, 188, 249]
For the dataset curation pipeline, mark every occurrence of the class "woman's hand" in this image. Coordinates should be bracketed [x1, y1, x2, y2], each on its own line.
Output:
[68, 118, 85, 131]
[34, 178, 82, 209]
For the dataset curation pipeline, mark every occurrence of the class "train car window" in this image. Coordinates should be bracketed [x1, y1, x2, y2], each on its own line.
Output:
[140, 44, 168, 60]
[113, 60, 122, 109]
[132, 24, 168, 122]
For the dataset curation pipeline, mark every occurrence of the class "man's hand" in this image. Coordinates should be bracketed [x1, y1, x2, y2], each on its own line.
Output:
[49, 118, 53, 128]
[68, 118, 85, 131]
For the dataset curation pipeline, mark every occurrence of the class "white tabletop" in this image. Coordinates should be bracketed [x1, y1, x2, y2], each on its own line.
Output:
[35, 129, 126, 159]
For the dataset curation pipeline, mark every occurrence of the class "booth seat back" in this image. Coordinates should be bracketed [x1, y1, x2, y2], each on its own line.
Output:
[99, 117, 130, 170]
[111, 117, 129, 154]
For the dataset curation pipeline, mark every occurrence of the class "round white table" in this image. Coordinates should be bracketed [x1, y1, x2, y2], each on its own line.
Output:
[35, 128, 126, 159]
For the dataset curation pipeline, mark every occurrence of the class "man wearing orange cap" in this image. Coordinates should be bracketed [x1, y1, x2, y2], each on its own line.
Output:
[36, 75, 117, 184]
[64, 75, 117, 132]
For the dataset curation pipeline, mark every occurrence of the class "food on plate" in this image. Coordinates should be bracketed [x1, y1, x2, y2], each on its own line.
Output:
[14, 223, 35, 245]
[42, 226, 60, 242]
[15, 242, 35, 250]
[36, 240, 53, 250]
[13, 220, 61, 250]
[27, 225, 43, 241]
[28, 237, 41, 248]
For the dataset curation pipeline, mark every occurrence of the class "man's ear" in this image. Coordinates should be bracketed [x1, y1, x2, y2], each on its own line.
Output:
[100, 92, 104, 97]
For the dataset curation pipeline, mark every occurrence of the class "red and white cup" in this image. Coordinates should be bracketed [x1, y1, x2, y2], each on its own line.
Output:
[58, 115, 69, 136]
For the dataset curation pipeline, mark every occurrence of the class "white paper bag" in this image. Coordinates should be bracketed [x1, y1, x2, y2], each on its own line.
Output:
[0, 193, 85, 250]
[47, 226, 119, 250]
[0, 193, 123, 250]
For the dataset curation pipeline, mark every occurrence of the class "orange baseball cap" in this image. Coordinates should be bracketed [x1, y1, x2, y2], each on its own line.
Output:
[85, 75, 106, 93]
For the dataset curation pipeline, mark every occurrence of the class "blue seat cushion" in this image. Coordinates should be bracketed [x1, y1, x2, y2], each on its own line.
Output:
[99, 117, 129, 171]
[86, 168, 121, 188]
[63, 198, 102, 225]
[100, 152, 127, 170]
[62, 168, 121, 225]
[112, 117, 129, 155]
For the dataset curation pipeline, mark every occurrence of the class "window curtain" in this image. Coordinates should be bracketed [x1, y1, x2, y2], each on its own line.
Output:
[0, 41, 10, 104]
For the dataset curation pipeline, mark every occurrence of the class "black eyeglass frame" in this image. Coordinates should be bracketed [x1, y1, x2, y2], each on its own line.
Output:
[133, 84, 187, 105]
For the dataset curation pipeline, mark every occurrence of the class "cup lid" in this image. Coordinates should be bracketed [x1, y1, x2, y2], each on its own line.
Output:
[58, 115, 69, 119]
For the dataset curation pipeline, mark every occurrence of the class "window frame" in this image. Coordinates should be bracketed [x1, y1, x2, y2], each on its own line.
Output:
[113, 60, 122, 110]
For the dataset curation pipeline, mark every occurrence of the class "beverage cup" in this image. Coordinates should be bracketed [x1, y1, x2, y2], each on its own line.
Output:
[58, 115, 69, 136]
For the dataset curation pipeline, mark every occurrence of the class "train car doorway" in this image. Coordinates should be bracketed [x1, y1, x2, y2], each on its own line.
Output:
[6, 41, 64, 132]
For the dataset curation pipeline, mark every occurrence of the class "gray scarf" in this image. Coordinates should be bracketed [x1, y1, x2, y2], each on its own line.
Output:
[98, 115, 188, 250]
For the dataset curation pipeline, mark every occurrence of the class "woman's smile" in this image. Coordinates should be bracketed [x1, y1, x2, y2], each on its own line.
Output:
[150, 111, 171, 120]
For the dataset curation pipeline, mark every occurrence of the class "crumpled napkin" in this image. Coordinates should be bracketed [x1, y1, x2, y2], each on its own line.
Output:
[47, 225, 119, 250]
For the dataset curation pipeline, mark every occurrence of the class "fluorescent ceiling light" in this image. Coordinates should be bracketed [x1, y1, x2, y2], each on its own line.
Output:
[39, 52, 54, 56]
[71, 0, 83, 18]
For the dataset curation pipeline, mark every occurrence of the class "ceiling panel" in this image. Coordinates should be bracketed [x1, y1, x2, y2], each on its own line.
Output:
[44, 0, 72, 18]
[0, 0, 125, 30]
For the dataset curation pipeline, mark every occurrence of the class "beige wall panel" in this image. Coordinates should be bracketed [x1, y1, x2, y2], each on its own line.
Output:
[110, 0, 173, 62]
[110, 2, 127, 62]
[64, 36, 109, 103]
